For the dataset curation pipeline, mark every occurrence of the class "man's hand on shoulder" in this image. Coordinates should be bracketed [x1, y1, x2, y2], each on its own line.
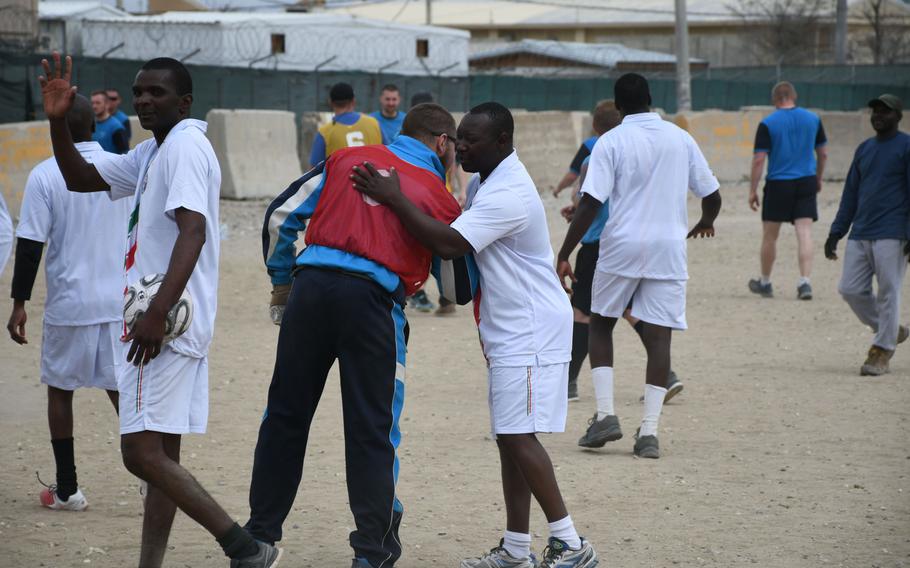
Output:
[351, 162, 403, 207]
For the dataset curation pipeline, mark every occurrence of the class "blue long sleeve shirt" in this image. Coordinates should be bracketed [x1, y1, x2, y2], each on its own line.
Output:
[830, 131, 910, 241]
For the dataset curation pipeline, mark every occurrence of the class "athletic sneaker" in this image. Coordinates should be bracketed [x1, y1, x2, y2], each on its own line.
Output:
[640, 371, 683, 403]
[860, 345, 893, 376]
[408, 290, 435, 313]
[898, 325, 909, 345]
[797, 282, 813, 300]
[577, 414, 622, 448]
[230, 541, 282, 568]
[748, 279, 773, 298]
[435, 302, 456, 316]
[567, 377, 579, 402]
[39, 486, 88, 511]
[460, 540, 536, 568]
[633, 429, 660, 459]
[538, 537, 598, 568]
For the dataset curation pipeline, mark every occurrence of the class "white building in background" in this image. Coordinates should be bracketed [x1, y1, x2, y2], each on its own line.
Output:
[38, 2, 129, 53]
[79, 11, 469, 75]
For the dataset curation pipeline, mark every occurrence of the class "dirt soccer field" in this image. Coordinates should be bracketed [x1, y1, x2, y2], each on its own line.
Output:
[1, 181, 908, 567]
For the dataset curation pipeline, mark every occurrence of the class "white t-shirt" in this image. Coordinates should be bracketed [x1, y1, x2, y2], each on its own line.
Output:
[0, 192, 12, 278]
[16, 141, 130, 326]
[581, 112, 719, 280]
[93, 119, 221, 359]
[451, 151, 572, 368]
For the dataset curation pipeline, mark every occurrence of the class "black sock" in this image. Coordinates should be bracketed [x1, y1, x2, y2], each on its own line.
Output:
[50, 437, 77, 501]
[217, 522, 260, 559]
[568, 322, 590, 382]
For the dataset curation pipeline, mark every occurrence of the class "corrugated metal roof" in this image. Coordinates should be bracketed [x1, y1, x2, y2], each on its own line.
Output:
[89, 10, 469, 36]
[470, 39, 704, 67]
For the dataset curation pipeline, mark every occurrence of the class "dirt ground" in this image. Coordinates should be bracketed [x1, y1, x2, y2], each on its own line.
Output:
[1, 181, 908, 568]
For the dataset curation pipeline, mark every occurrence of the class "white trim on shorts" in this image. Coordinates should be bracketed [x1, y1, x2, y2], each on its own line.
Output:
[41, 321, 120, 391]
[591, 272, 688, 330]
[488, 363, 569, 435]
[117, 344, 209, 435]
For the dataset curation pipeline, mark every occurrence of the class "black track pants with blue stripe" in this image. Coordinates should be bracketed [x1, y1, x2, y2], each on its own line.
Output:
[245, 268, 408, 567]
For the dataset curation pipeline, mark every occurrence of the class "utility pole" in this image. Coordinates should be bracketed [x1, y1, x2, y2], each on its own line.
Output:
[674, 0, 692, 112]
[426, 0, 431, 25]
[834, 0, 848, 64]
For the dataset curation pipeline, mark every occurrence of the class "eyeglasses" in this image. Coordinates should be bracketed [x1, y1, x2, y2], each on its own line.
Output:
[431, 131, 456, 145]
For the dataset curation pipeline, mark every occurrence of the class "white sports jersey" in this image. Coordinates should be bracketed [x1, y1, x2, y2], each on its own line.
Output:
[581, 112, 719, 280]
[93, 119, 221, 359]
[0, 192, 11, 277]
[15, 141, 130, 325]
[451, 151, 572, 367]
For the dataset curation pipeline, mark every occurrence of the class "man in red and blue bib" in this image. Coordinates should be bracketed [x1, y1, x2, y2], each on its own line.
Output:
[250, 103, 475, 568]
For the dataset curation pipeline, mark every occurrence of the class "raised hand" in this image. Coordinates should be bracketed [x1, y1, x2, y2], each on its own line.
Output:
[39, 52, 77, 119]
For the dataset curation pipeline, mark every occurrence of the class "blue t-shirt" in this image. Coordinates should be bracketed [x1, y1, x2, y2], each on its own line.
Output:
[579, 155, 609, 244]
[112, 109, 131, 140]
[830, 131, 910, 241]
[568, 135, 599, 175]
[370, 110, 406, 145]
[92, 116, 127, 154]
[754, 107, 827, 180]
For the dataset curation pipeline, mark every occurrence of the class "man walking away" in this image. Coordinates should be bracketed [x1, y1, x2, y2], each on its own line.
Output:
[748, 81, 827, 300]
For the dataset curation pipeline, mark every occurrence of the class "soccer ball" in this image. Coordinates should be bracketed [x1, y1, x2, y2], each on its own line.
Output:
[123, 273, 193, 343]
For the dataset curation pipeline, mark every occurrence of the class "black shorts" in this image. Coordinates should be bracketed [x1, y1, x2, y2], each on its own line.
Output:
[761, 176, 818, 223]
[571, 242, 599, 315]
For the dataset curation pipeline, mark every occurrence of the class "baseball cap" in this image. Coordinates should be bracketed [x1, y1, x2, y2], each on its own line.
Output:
[867, 94, 903, 112]
[330, 82, 354, 103]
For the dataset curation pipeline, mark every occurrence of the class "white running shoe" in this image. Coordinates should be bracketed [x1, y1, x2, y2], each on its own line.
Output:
[461, 540, 536, 568]
[39, 486, 88, 511]
[538, 537, 598, 568]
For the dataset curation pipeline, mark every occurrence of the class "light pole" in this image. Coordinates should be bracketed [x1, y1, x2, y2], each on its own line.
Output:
[674, 0, 692, 112]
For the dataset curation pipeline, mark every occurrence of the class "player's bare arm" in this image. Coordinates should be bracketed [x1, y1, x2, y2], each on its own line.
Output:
[126, 208, 205, 366]
[815, 145, 828, 193]
[688, 190, 722, 239]
[556, 193, 601, 293]
[40, 53, 109, 192]
[748, 152, 766, 211]
[351, 162, 472, 259]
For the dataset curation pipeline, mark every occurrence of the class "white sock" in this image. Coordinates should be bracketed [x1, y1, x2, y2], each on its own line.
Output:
[502, 530, 531, 560]
[548, 515, 581, 550]
[640, 384, 667, 437]
[760, 275, 771, 286]
[798, 276, 811, 286]
[591, 366, 614, 420]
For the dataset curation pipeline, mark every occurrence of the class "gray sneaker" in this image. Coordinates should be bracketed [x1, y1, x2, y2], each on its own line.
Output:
[538, 537, 598, 568]
[577, 414, 622, 448]
[230, 541, 282, 568]
[664, 371, 684, 403]
[633, 430, 660, 459]
[797, 282, 813, 300]
[748, 279, 773, 298]
[460, 540, 536, 568]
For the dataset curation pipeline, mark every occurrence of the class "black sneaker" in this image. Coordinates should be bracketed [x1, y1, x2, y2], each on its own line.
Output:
[633, 429, 660, 459]
[663, 371, 684, 403]
[748, 279, 773, 298]
[797, 282, 813, 300]
[230, 541, 282, 568]
[577, 414, 622, 448]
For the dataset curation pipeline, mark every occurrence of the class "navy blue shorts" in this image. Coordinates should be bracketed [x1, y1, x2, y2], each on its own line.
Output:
[762, 176, 818, 223]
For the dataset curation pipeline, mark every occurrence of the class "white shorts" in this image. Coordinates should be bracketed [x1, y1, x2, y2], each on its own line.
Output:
[591, 272, 688, 330]
[41, 321, 120, 391]
[488, 363, 569, 435]
[117, 344, 209, 435]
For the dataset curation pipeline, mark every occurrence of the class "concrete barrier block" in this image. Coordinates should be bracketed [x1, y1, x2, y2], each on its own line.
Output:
[206, 109, 302, 200]
[298, 112, 333, 172]
[512, 111, 579, 193]
[0, 121, 53, 220]
[817, 110, 874, 180]
[128, 116, 154, 148]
